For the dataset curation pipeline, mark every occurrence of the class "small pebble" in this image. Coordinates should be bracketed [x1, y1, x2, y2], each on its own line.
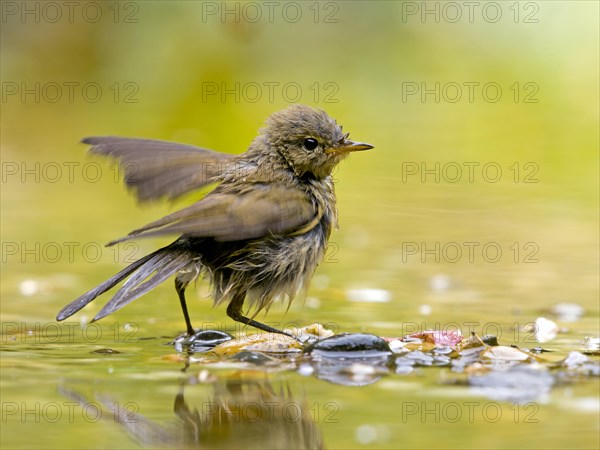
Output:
[432, 355, 451, 367]
[433, 346, 453, 355]
[562, 351, 590, 369]
[583, 337, 600, 354]
[406, 351, 434, 366]
[530, 317, 558, 343]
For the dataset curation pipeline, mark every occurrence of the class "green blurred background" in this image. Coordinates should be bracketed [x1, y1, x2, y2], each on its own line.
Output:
[1, 1, 598, 449]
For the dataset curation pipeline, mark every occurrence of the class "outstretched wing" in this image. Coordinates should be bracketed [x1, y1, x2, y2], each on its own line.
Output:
[83, 136, 236, 202]
[108, 185, 319, 245]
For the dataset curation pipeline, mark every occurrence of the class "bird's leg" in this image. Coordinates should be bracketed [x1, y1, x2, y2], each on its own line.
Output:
[226, 292, 295, 339]
[175, 276, 195, 336]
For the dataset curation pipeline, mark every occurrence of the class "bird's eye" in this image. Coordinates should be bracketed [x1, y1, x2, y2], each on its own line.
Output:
[303, 138, 319, 151]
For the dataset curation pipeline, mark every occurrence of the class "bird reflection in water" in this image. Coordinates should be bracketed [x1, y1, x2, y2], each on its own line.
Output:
[59, 374, 324, 449]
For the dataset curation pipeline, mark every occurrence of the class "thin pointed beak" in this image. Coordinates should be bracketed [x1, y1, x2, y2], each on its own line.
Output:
[327, 140, 375, 154]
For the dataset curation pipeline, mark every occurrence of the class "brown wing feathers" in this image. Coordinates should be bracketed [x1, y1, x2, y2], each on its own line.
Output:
[85, 137, 318, 244]
[107, 187, 316, 244]
[83, 136, 235, 202]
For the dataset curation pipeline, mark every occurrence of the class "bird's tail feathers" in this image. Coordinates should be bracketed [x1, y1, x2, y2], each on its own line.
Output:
[56, 244, 192, 323]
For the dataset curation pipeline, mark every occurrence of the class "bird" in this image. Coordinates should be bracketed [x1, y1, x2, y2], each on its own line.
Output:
[56, 104, 373, 338]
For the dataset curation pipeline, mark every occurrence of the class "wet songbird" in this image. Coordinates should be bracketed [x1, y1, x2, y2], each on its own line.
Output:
[56, 105, 373, 337]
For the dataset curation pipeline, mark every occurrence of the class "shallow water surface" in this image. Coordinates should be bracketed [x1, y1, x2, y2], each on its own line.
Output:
[1, 2, 599, 448]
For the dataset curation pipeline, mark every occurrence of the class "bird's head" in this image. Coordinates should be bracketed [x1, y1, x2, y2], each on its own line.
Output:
[261, 104, 373, 179]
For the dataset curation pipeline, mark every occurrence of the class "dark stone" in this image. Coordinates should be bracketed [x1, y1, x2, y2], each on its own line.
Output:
[172, 329, 233, 353]
[305, 333, 391, 354]
[303, 334, 392, 386]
